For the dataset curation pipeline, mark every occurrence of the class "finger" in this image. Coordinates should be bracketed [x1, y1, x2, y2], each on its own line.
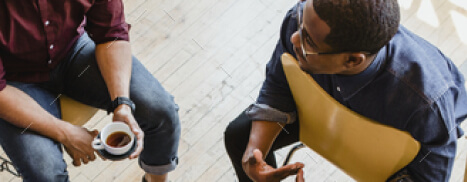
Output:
[132, 126, 144, 142]
[88, 152, 96, 161]
[130, 134, 144, 159]
[82, 155, 89, 165]
[296, 169, 304, 182]
[272, 162, 304, 180]
[84, 131, 99, 161]
[121, 116, 143, 140]
[90, 129, 99, 137]
[129, 120, 144, 159]
[72, 155, 82, 166]
[128, 119, 143, 136]
[73, 160, 81, 166]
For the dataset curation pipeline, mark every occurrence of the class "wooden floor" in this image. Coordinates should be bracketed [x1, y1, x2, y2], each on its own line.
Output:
[1, 0, 467, 181]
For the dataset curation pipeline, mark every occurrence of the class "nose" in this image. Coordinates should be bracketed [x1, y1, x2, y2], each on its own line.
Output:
[290, 31, 301, 50]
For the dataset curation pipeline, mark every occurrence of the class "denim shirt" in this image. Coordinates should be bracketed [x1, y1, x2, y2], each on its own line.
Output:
[247, 4, 467, 181]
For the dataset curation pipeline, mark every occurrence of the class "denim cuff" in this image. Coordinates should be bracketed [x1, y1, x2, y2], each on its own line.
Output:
[245, 104, 297, 124]
[139, 157, 178, 175]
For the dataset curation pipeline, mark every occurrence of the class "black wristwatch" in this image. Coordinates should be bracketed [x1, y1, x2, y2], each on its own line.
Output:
[107, 97, 136, 114]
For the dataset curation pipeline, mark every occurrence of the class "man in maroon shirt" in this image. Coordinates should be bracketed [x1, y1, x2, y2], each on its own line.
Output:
[0, 1, 180, 182]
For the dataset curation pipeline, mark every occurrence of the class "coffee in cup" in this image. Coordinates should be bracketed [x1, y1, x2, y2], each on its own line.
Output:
[106, 131, 131, 147]
[92, 122, 135, 156]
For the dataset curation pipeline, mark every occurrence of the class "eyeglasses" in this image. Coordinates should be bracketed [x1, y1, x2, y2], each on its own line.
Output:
[295, 1, 370, 57]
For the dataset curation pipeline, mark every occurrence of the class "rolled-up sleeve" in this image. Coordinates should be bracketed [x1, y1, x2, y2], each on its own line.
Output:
[246, 104, 297, 124]
[85, 0, 130, 44]
[0, 58, 6, 91]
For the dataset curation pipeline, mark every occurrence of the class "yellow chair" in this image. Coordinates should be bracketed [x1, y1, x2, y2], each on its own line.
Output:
[60, 95, 99, 126]
[281, 53, 421, 181]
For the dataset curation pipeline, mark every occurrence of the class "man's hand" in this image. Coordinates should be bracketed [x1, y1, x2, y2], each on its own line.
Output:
[112, 104, 144, 159]
[296, 168, 305, 182]
[61, 124, 99, 166]
[243, 149, 304, 182]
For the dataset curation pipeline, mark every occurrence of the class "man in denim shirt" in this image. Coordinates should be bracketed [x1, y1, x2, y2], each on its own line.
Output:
[224, 0, 467, 181]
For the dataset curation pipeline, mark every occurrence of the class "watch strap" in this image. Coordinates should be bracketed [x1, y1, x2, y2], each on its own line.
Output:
[107, 97, 136, 114]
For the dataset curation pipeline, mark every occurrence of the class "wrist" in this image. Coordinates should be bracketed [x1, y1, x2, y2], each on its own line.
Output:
[54, 119, 73, 143]
[107, 96, 135, 114]
[242, 153, 258, 181]
[114, 104, 132, 114]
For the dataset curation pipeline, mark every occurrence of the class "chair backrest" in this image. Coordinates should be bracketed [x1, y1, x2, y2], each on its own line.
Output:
[281, 53, 421, 182]
[60, 96, 99, 126]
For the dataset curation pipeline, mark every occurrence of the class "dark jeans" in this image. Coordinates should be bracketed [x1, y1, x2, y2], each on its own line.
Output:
[224, 110, 300, 182]
[0, 33, 181, 182]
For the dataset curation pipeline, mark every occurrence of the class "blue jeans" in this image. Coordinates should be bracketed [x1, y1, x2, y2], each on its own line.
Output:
[0, 33, 181, 182]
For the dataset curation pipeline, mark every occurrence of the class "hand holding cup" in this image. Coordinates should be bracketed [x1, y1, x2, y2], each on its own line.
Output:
[92, 122, 135, 157]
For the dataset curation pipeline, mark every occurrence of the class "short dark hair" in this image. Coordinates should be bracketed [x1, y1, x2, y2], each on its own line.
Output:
[313, 0, 400, 54]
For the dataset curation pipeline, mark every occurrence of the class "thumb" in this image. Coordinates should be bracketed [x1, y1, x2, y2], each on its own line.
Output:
[90, 129, 99, 137]
[296, 168, 304, 182]
[252, 149, 264, 163]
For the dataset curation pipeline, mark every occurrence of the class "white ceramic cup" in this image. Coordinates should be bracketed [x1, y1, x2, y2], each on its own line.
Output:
[92, 122, 135, 155]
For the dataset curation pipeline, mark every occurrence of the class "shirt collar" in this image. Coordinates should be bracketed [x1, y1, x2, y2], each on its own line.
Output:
[334, 46, 387, 100]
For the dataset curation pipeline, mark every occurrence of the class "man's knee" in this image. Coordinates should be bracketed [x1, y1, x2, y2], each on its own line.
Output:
[0, 131, 68, 182]
[136, 95, 180, 133]
[224, 112, 251, 153]
[17, 152, 68, 182]
[224, 120, 238, 147]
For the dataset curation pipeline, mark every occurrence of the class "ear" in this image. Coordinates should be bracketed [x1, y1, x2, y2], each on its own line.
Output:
[343, 53, 366, 69]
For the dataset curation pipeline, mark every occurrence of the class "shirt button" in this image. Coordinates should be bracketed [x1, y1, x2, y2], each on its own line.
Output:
[48, 60, 52, 64]
[44, 20, 50, 26]
[49, 44, 54, 50]
[337, 86, 341, 92]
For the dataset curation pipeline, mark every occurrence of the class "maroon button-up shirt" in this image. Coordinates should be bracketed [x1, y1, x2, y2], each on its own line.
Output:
[0, 0, 130, 91]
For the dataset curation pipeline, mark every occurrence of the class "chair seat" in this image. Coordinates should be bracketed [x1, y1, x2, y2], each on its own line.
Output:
[60, 96, 99, 126]
[281, 53, 420, 182]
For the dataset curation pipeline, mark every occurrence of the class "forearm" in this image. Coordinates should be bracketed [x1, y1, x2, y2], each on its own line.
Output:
[95, 40, 132, 100]
[242, 120, 284, 167]
[0, 85, 70, 142]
